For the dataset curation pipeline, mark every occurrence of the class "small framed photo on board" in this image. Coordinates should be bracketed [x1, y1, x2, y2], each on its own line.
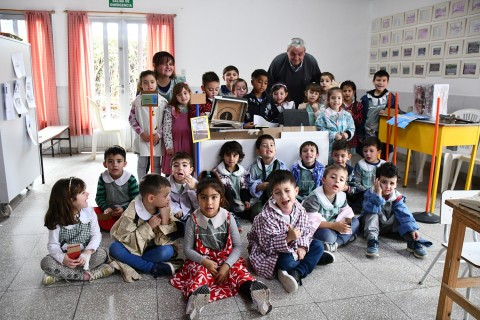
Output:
[380, 32, 391, 46]
[418, 6, 433, 24]
[429, 42, 445, 59]
[460, 60, 480, 78]
[389, 63, 400, 77]
[413, 62, 427, 78]
[449, 0, 468, 18]
[391, 30, 403, 45]
[469, 0, 480, 14]
[402, 45, 414, 59]
[466, 16, 480, 37]
[445, 40, 464, 58]
[371, 34, 380, 47]
[433, 2, 450, 21]
[379, 48, 390, 61]
[447, 19, 466, 38]
[382, 16, 392, 30]
[415, 44, 429, 60]
[431, 22, 447, 40]
[390, 46, 402, 60]
[372, 18, 381, 33]
[401, 62, 413, 77]
[463, 37, 480, 57]
[392, 13, 404, 29]
[370, 49, 379, 62]
[444, 60, 461, 78]
[378, 64, 388, 72]
[405, 10, 417, 26]
[403, 28, 416, 43]
[369, 64, 378, 77]
[428, 60, 444, 77]
[416, 26, 431, 42]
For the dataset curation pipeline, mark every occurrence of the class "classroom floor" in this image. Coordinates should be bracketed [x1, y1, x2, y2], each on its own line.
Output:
[0, 151, 479, 320]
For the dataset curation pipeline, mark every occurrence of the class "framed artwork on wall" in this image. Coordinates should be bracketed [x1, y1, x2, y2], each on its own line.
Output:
[378, 64, 388, 71]
[447, 19, 466, 38]
[433, 2, 450, 22]
[372, 18, 381, 33]
[413, 62, 427, 77]
[417, 26, 431, 42]
[391, 30, 403, 45]
[463, 37, 480, 57]
[389, 63, 400, 76]
[371, 34, 380, 47]
[369, 64, 378, 76]
[405, 10, 417, 26]
[392, 13, 404, 29]
[429, 42, 445, 59]
[390, 46, 402, 60]
[431, 22, 447, 40]
[460, 60, 480, 78]
[370, 49, 379, 62]
[380, 32, 391, 46]
[449, 0, 468, 18]
[445, 40, 464, 58]
[444, 60, 461, 78]
[401, 62, 413, 77]
[379, 48, 390, 61]
[466, 16, 480, 36]
[415, 44, 429, 59]
[402, 45, 414, 59]
[403, 28, 416, 43]
[382, 16, 392, 30]
[418, 6, 433, 24]
[469, 0, 480, 14]
[427, 60, 443, 76]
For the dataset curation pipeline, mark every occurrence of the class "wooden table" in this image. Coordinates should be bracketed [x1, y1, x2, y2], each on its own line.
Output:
[38, 125, 72, 184]
[378, 115, 480, 212]
[436, 199, 480, 319]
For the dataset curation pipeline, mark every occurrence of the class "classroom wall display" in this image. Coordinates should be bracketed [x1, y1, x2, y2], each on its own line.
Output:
[370, 0, 480, 78]
[389, 63, 400, 77]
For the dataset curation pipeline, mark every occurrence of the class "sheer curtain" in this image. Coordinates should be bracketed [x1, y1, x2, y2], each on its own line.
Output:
[146, 14, 175, 67]
[25, 11, 59, 129]
[67, 11, 92, 136]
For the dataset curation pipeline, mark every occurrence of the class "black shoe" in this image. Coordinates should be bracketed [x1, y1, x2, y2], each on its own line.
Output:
[151, 262, 174, 278]
[317, 251, 335, 265]
[287, 269, 302, 286]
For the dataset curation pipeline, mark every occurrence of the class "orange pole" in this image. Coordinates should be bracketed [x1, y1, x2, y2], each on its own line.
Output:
[424, 97, 441, 212]
[393, 93, 399, 164]
[149, 106, 154, 173]
[385, 93, 391, 158]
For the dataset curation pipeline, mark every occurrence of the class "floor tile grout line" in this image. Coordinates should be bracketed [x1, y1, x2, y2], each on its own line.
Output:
[71, 282, 84, 319]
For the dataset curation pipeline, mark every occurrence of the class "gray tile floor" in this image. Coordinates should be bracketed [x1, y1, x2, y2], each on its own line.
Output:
[0, 151, 478, 320]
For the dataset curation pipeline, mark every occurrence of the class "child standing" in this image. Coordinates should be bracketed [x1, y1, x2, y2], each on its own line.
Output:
[271, 83, 295, 113]
[94, 146, 139, 231]
[189, 71, 220, 118]
[291, 141, 325, 201]
[247, 170, 334, 293]
[129, 70, 168, 179]
[163, 82, 194, 176]
[362, 162, 428, 259]
[315, 87, 355, 156]
[171, 171, 272, 319]
[247, 134, 288, 220]
[303, 164, 359, 252]
[41, 177, 114, 285]
[243, 69, 279, 129]
[109, 174, 178, 280]
[319, 72, 336, 105]
[153, 51, 186, 102]
[298, 82, 324, 125]
[232, 78, 248, 98]
[341, 80, 364, 153]
[220, 65, 239, 96]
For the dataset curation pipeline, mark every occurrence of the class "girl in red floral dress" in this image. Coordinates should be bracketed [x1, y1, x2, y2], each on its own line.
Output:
[170, 171, 271, 320]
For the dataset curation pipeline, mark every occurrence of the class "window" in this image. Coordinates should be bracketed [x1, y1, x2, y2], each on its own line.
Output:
[0, 13, 27, 41]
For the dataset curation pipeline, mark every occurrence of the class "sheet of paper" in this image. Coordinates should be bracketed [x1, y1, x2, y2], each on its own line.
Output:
[386, 112, 430, 128]
[25, 114, 37, 145]
[13, 80, 27, 114]
[11, 52, 25, 78]
[253, 115, 279, 128]
[3, 82, 17, 120]
[25, 77, 36, 109]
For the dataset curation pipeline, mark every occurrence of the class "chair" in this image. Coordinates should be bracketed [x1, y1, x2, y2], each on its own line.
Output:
[88, 97, 124, 160]
[418, 190, 480, 320]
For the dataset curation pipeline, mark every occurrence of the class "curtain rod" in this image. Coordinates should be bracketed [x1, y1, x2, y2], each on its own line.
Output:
[64, 9, 176, 16]
[0, 8, 55, 13]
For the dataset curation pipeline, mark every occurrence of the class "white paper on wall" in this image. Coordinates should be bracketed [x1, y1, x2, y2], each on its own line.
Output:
[25, 77, 36, 109]
[25, 114, 37, 145]
[13, 80, 27, 114]
[11, 52, 25, 78]
[3, 82, 17, 120]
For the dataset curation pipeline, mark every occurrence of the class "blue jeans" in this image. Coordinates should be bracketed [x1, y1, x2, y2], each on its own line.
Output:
[109, 241, 174, 273]
[314, 217, 360, 246]
[275, 239, 324, 278]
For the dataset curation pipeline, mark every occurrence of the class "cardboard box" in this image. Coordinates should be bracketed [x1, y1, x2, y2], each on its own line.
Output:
[413, 84, 449, 119]
[67, 244, 81, 259]
[209, 96, 248, 129]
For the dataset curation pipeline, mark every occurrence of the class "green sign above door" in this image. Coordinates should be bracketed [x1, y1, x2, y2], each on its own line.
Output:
[109, 0, 133, 8]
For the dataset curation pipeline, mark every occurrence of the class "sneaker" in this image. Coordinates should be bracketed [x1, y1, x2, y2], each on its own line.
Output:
[250, 281, 272, 315]
[347, 234, 357, 244]
[317, 251, 335, 265]
[186, 285, 210, 320]
[42, 273, 61, 286]
[324, 242, 338, 252]
[277, 269, 299, 293]
[366, 239, 379, 258]
[407, 240, 427, 259]
[151, 262, 175, 278]
[89, 263, 115, 281]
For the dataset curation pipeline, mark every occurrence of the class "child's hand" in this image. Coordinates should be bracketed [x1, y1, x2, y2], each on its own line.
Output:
[335, 221, 352, 234]
[244, 201, 251, 210]
[184, 175, 197, 190]
[244, 122, 255, 129]
[214, 264, 230, 284]
[201, 258, 218, 276]
[148, 214, 162, 229]
[159, 206, 171, 225]
[63, 255, 82, 269]
[334, 133, 343, 140]
[111, 207, 124, 217]
[166, 148, 174, 155]
[341, 132, 348, 140]
[312, 103, 319, 112]
[286, 224, 301, 242]
[296, 247, 306, 260]
[373, 178, 382, 196]
[174, 211, 183, 219]
[140, 132, 150, 142]
[153, 134, 160, 145]
[411, 230, 420, 241]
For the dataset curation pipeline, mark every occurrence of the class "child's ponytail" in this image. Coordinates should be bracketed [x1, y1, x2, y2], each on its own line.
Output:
[197, 171, 229, 209]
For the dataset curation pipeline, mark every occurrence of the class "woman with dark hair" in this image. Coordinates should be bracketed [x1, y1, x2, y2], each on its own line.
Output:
[152, 51, 186, 102]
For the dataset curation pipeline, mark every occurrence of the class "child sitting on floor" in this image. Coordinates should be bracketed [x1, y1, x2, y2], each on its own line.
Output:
[291, 141, 325, 201]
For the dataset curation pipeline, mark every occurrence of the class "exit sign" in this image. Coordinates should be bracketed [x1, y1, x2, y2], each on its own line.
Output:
[109, 0, 133, 8]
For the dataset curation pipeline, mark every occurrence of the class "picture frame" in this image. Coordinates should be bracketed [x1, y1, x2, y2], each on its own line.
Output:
[391, 30, 403, 45]
[433, 2, 450, 21]
[463, 37, 480, 57]
[427, 60, 444, 77]
[413, 62, 427, 77]
[370, 49, 379, 62]
[378, 64, 388, 72]
[416, 25, 431, 42]
[405, 10, 417, 26]
[469, 0, 480, 14]
[369, 64, 378, 76]
[449, 0, 468, 18]
[447, 19, 466, 38]
[389, 63, 400, 77]
[415, 44, 429, 60]
[372, 18, 381, 33]
[402, 45, 414, 59]
[431, 22, 447, 40]
[392, 13, 404, 29]
[371, 34, 380, 47]
[445, 40, 464, 58]
[382, 16, 392, 30]
[401, 62, 413, 77]
[190, 116, 210, 143]
[460, 60, 480, 78]
[403, 28, 416, 44]
[443, 60, 461, 78]
[380, 32, 391, 46]
[466, 16, 480, 36]
[379, 48, 390, 61]
[429, 42, 445, 59]
[418, 6, 433, 24]
[390, 46, 402, 61]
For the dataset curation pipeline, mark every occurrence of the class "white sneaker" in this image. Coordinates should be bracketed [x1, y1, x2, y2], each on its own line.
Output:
[324, 242, 338, 252]
[277, 270, 298, 293]
[186, 284, 210, 320]
[250, 281, 272, 315]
